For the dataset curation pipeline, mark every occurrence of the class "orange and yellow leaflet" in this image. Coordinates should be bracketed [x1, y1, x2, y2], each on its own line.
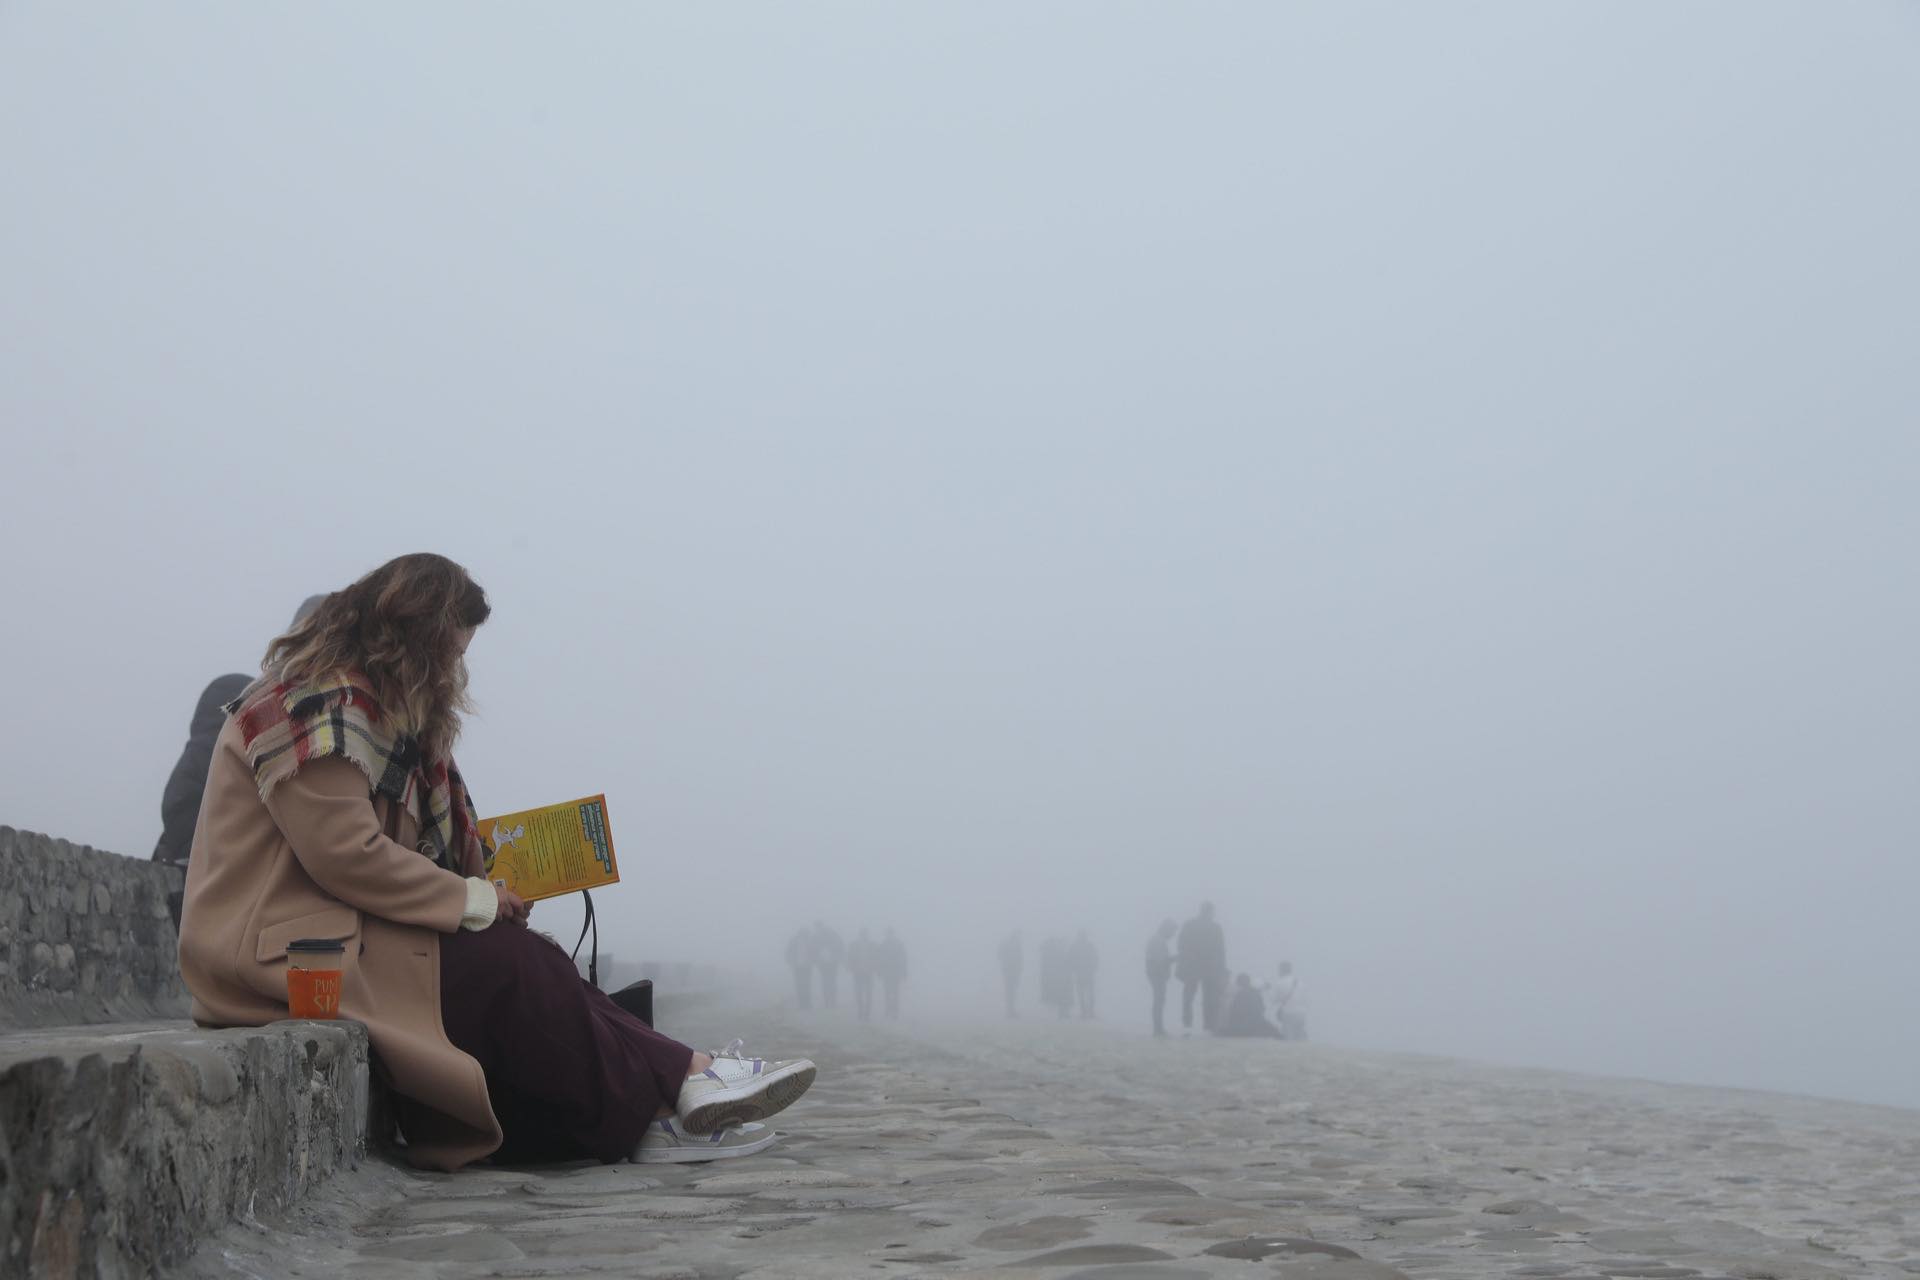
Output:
[481, 794, 620, 903]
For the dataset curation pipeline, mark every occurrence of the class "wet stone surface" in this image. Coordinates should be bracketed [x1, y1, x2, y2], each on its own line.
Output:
[180, 1000, 1920, 1278]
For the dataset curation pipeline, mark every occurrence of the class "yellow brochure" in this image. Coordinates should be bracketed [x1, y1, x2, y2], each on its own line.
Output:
[480, 794, 619, 903]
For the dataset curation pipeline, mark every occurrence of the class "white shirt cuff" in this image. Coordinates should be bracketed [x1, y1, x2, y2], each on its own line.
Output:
[460, 877, 498, 931]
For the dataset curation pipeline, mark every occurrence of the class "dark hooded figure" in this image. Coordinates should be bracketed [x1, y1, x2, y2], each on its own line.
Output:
[1217, 972, 1283, 1038]
[155, 596, 330, 872]
[153, 674, 253, 868]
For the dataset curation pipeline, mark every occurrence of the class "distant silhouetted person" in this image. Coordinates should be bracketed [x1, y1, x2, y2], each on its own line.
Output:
[1068, 931, 1098, 1018]
[1176, 902, 1228, 1033]
[1038, 937, 1074, 1020]
[998, 929, 1023, 1018]
[785, 928, 817, 1009]
[1217, 973, 1283, 1038]
[812, 921, 845, 1009]
[848, 929, 876, 1021]
[1270, 960, 1306, 1040]
[875, 929, 908, 1019]
[1144, 919, 1176, 1037]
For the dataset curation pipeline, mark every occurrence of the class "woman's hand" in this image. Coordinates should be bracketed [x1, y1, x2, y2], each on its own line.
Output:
[493, 884, 529, 927]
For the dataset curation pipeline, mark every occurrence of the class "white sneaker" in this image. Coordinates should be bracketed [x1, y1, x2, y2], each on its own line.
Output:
[634, 1118, 779, 1164]
[675, 1041, 817, 1135]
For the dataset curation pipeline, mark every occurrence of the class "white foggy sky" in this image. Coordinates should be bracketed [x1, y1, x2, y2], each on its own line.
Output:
[3, 4, 1917, 1108]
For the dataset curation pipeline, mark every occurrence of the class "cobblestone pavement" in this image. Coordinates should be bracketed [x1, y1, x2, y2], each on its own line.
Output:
[182, 999, 1920, 1279]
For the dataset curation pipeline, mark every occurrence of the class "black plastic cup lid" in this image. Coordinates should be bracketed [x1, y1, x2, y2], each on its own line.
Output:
[287, 939, 348, 954]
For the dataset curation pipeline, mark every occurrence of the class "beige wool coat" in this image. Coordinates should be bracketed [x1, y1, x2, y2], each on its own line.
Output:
[178, 716, 503, 1171]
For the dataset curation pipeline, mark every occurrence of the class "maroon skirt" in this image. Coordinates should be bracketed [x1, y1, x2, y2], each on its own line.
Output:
[399, 923, 695, 1164]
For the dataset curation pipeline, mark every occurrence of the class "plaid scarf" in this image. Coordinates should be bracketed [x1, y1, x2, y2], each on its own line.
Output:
[227, 671, 485, 875]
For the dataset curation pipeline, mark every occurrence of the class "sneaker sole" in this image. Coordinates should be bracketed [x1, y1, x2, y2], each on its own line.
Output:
[678, 1062, 817, 1136]
[635, 1128, 782, 1165]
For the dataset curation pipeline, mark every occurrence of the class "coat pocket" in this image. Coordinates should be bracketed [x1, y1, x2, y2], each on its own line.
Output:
[255, 905, 362, 962]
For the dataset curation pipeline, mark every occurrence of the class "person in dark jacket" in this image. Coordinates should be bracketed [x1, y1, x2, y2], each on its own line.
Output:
[152, 674, 252, 867]
[1175, 902, 1228, 1033]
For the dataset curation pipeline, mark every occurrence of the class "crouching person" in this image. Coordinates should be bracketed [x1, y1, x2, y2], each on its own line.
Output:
[1216, 973, 1285, 1039]
[178, 553, 814, 1170]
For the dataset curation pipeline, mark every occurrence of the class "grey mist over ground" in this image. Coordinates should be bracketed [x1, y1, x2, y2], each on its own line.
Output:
[3, 5, 1916, 1111]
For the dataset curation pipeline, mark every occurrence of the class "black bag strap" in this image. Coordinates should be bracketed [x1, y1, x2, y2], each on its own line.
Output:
[570, 889, 599, 988]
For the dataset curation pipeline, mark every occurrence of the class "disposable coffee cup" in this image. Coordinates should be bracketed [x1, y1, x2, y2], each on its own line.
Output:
[286, 938, 346, 1019]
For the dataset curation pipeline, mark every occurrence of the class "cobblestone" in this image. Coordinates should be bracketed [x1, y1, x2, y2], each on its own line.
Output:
[180, 1001, 1920, 1278]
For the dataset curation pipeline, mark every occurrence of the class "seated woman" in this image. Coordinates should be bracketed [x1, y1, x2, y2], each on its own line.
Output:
[178, 553, 814, 1169]
[1215, 972, 1284, 1039]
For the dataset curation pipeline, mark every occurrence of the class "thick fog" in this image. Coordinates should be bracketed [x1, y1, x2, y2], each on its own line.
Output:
[3, 4, 1916, 1109]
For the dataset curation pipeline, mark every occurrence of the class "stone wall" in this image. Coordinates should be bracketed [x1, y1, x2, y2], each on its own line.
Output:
[0, 826, 188, 1027]
[0, 830, 376, 1278]
[1, 1020, 369, 1279]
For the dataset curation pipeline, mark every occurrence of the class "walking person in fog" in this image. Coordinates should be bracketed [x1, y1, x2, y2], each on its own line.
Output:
[1270, 960, 1307, 1040]
[998, 929, 1023, 1018]
[876, 929, 908, 1019]
[785, 928, 816, 1010]
[812, 921, 844, 1009]
[1039, 937, 1073, 1020]
[1068, 930, 1098, 1018]
[848, 929, 876, 1022]
[1144, 919, 1176, 1037]
[1176, 902, 1228, 1033]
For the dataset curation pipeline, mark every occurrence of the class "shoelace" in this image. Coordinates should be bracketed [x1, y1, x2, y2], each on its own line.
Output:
[712, 1038, 749, 1060]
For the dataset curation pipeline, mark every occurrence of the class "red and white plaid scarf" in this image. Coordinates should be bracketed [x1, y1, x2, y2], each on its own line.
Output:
[227, 671, 485, 875]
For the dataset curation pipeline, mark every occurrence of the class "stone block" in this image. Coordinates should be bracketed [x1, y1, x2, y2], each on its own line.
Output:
[0, 1020, 370, 1279]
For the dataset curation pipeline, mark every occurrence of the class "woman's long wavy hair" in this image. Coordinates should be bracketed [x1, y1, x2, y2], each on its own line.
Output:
[262, 554, 490, 757]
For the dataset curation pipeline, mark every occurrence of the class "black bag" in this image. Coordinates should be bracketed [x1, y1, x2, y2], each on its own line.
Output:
[569, 890, 653, 1027]
[610, 978, 654, 1028]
